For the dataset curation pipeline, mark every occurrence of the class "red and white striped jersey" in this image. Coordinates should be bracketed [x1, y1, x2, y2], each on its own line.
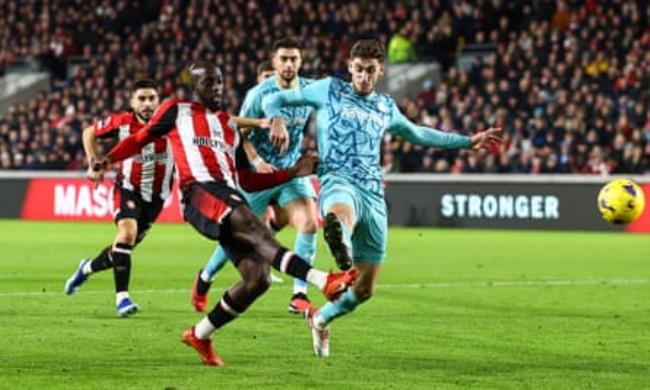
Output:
[108, 99, 299, 194]
[170, 101, 241, 189]
[94, 112, 174, 201]
[122, 99, 242, 190]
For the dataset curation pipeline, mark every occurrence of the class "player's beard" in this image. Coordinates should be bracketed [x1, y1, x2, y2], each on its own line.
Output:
[136, 109, 153, 123]
[280, 70, 296, 84]
[205, 94, 223, 111]
[355, 81, 373, 95]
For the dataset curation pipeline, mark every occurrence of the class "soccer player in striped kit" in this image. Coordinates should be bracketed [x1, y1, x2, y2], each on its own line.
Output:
[192, 38, 324, 315]
[94, 61, 357, 366]
[64, 79, 174, 317]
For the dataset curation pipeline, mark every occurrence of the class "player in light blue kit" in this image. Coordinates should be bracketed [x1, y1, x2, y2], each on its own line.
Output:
[191, 38, 322, 314]
[262, 39, 502, 357]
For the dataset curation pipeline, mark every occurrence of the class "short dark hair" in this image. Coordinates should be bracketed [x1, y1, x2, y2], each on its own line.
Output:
[132, 79, 158, 92]
[256, 60, 274, 75]
[272, 37, 301, 53]
[350, 39, 385, 61]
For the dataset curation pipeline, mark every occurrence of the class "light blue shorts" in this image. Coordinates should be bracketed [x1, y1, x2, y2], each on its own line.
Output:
[318, 175, 387, 264]
[244, 176, 316, 216]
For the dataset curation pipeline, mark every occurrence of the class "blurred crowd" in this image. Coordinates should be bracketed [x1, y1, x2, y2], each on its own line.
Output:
[0, 0, 647, 174]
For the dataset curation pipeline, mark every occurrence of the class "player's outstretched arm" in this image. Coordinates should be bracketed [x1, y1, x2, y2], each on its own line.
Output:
[261, 77, 331, 115]
[468, 127, 503, 149]
[95, 100, 178, 176]
[231, 116, 271, 130]
[387, 102, 502, 150]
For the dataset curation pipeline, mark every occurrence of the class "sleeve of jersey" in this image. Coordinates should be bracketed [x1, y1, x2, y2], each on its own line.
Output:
[261, 77, 331, 118]
[239, 88, 261, 118]
[93, 114, 121, 139]
[387, 102, 471, 149]
[108, 101, 178, 163]
[234, 142, 292, 191]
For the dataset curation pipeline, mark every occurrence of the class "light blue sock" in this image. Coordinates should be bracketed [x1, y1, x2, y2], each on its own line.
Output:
[202, 246, 229, 282]
[318, 289, 360, 325]
[293, 232, 316, 294]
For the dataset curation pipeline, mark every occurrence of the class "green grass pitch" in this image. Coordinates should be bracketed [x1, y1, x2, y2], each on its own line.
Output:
[0, 220, 649, 389]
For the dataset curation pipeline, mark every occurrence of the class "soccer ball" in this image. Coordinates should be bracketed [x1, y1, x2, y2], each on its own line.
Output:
[597, 179, 645, 224]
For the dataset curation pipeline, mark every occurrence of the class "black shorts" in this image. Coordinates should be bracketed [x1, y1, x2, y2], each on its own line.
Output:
[182, 181, 248, 241]
[113, 186, 164, 244]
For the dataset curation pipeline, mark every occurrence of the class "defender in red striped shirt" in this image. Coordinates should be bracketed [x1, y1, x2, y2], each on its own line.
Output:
[64, 79, 174, 317]
[95, 61, 357, 366]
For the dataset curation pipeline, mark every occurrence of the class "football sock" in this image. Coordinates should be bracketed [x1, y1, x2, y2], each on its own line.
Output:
[112, 243, 132, 294]
[199, 292, 245, 339]
[305, 269, 327, 290]
[196, 271, 212, 296]
[203, 246, 229, 282]
[86, 246, 112, 275]
[292, 233, 316, 295]
[116, 291, 130, 305]
[194, 317, 216, 339]
[317, 289, 360, 326]
[272, 248, 327, 290]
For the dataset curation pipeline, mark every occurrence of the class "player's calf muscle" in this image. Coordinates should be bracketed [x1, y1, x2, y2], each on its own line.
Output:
[351, 266, 378, 301]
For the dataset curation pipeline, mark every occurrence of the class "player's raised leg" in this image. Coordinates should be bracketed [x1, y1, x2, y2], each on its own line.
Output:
[307, 183, 387, 357]
[191, 186, 275, 312]
[323, 206, 354, 271]
[183, 202, 357, 366]
[320, 182, 356, 271]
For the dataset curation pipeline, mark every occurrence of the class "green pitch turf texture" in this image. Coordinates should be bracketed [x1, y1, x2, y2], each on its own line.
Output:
[0, 220, 649, 389]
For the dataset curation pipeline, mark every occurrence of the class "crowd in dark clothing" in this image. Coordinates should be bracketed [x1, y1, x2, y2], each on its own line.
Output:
[0, 0, 647, 174]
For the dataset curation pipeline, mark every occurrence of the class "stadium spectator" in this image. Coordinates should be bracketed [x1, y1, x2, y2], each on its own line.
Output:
[387, 24, 417, 64]
[0, 0, 647, 174]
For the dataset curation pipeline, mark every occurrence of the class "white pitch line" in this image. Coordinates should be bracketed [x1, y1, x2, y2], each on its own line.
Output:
[0, 278, 648, 298]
